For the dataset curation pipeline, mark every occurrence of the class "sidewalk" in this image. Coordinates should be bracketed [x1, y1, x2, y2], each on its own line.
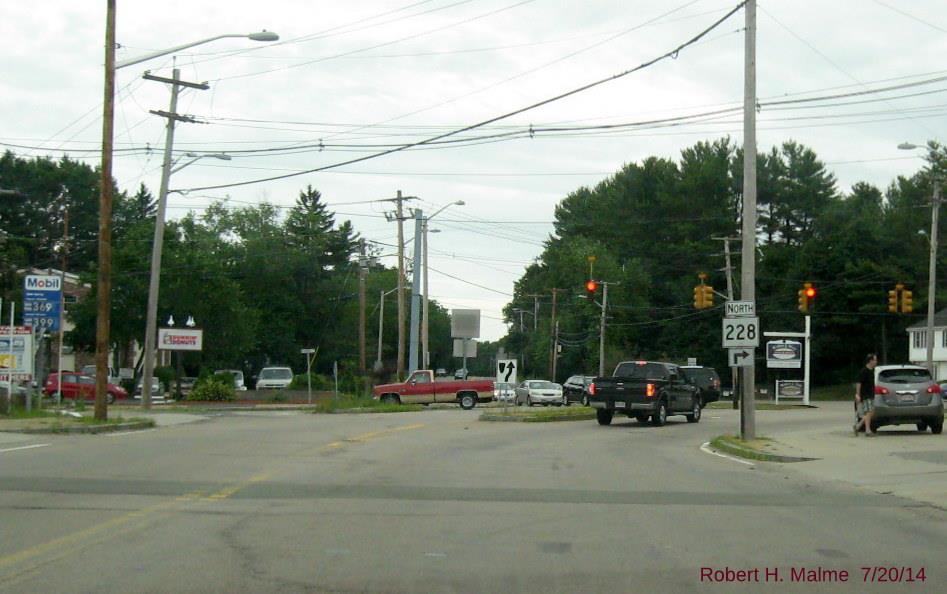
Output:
[757, 402, 947, 510]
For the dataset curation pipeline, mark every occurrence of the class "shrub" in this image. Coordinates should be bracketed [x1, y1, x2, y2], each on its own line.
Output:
[186, 379, 235, 401]
[289, 373, 332, 390]
[154, 366, 175, 393]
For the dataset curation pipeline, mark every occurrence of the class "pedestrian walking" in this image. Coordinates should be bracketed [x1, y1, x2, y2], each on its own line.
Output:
[854, 353, 878, 436]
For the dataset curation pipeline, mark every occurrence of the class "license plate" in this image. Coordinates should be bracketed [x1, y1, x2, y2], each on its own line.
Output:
[614, 401, 625, 408]
[899, 394, 916, 403]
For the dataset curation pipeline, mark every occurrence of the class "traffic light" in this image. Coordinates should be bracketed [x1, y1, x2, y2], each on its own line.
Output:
[888, 288, 899, 313]
[693, 285, 705, 309]
[798, 282, 815, 313]
[585, 279, 598, 296]
[702, 285, 714, 308]
[901, 288, 913, 314]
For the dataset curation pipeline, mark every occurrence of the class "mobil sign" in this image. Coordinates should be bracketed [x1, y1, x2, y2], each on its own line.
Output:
[25, 275, 62, 291]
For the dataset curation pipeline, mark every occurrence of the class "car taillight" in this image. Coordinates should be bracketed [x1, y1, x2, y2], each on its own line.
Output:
[927, 384, 941, 394]
[713, 379, 720, 389]
[588, 383, 596, 396]
[646, 383, 655, 397]
[874, 386, 889, 395]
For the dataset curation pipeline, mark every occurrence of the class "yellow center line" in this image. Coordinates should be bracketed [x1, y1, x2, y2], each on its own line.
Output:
[204, 472, 271, 501]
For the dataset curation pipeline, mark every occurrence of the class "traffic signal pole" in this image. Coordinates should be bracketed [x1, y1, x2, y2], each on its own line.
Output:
[740, 0, 758, 440]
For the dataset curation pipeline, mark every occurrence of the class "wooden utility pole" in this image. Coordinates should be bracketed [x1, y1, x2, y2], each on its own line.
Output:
[548, 288, 565, 379]
[384, 191, 416, 380]
[358, 240, 367, 372]
[94, 0, 116, 421]
[714, 236, 741, 409]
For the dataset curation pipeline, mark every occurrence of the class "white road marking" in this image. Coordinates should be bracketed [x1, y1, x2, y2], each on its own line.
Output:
[0, 443, 51, 454]
[103, 429, 156, 437]
[424, 552, 447, 558]
[710, 416, 721, 419]
[700, 441, 755, 466]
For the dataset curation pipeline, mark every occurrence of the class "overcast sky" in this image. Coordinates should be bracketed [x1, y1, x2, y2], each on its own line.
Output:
[4, 1, 946, 341]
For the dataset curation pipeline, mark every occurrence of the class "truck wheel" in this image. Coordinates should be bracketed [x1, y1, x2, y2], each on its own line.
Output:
[651, 401, 668, 427]
[931, 419, 943, 435]
[917, 421, 928, 432]
[380, 394, 400, 405]
[459, 392, 477, 410]
[686, 398, 701, 423]
[596, 409, 613, 426]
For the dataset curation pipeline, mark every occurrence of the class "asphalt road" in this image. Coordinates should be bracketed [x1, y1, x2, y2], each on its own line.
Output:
[0, 407, 943, 593]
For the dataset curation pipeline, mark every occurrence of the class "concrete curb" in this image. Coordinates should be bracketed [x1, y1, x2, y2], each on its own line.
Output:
[479, 412, 597, 423]
[708, 435, 818, 463]
[2, 420, 156, 435]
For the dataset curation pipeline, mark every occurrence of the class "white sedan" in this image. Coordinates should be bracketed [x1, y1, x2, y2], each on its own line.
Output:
[515, 380, 566, 407]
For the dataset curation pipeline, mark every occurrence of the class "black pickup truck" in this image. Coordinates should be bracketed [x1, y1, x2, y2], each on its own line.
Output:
[588, 361, 702, 426]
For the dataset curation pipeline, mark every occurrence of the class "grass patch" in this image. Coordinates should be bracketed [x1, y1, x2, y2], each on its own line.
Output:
[1, 408, 60, 420]
[481, 405, 596, 422]
[708, 434, 812, 463]
[810, 383, 853, 401]
[0, 413, 156, 433]
[311, 395, 423, 414]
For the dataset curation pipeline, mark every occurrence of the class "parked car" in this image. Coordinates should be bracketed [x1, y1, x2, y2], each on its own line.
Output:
[562, 375, 595, 406]
[680, 365, 721, 407]
[372, 369, 494, 409]
[872, 365, 943, 434]
[215, 369, 247, 391]
[515, 380, 565, 407]
[256, 367, 294, 389]
[588, 361, 702, 426]
[454, 368, 469, 380]
[133, 376, 163, 397]
[435, 368, 449, 377]
[44, 372, 128, 405]
[493, 382, 516, 403]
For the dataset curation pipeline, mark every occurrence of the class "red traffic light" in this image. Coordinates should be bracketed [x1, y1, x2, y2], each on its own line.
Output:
[805, 287, 816, 299]
[585, 280, 598, 293]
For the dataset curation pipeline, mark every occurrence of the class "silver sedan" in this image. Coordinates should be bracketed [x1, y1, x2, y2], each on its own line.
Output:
[515, 380, 566, 407]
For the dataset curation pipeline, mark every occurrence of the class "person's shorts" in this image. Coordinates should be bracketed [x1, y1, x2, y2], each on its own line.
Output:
[860, 399, 874, 415]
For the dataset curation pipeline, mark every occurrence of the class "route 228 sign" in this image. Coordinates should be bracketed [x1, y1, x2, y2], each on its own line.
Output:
[722, 317, 760, 348]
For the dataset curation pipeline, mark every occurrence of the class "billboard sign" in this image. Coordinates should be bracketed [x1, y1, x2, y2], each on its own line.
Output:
[767, 340, 803, 369]
[158, 328, 203, 351]
[0, 326, 35, 381]
[450, 309, 481, 339]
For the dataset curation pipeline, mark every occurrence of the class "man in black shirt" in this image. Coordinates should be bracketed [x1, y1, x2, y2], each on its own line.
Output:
[854, 353, 878, 436]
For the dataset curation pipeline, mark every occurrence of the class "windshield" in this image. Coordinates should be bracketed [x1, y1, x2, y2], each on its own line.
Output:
[260, 368, 292, 380]
[495, 383, 513, 390]
[529, 381, 558, 390]
[879, 368, 931, 383]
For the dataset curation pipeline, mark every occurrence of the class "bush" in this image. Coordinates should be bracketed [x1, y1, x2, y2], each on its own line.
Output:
[288, 373, 332, 391]
[154, 366, 175, 393]
[186, 379, 235, 402]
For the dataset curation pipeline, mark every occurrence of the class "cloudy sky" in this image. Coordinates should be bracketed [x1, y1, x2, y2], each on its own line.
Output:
[4, 1, 946, 340]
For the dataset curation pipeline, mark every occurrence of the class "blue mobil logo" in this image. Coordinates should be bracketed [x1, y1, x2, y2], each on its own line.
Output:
[25, 275, 62, 292]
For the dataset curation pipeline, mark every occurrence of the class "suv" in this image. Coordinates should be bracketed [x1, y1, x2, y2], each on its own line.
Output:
[562, 375, 595, 406]
[872, 365, 944, 434]
[256, 367, 293, 390]
[215, 369, 247, 391]
[680, 366, 721, 407]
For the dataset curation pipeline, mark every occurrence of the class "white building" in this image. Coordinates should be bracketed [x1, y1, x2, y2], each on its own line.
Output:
[906, 310, 947, 380]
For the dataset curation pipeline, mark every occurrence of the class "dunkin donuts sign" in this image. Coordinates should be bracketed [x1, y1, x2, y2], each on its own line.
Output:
[158, 328, 203, 351]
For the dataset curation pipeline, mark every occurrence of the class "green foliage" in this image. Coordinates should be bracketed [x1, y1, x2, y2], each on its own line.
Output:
[289, 373, 332, 390]
[186, 379, 235, 402]
[310, 394, 423, 413]
[154, 366, 175, 393]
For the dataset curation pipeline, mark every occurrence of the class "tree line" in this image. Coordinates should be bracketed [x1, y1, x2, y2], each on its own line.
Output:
[502, 138, 946, 387]
[0, 151, 455, 383]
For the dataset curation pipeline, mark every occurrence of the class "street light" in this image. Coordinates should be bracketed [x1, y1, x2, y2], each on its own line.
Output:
[376, 285, 410, 372]
[422, 201, 464, 369]
[899, 141, 941, 375]
[125, 32, 278, 410]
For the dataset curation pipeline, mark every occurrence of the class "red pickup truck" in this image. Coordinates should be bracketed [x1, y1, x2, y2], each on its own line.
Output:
[373, 370, 494, 409]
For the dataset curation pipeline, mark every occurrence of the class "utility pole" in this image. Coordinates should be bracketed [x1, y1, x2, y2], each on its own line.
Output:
[94, 0, 116, 422]
[598, 282, 610, 378]
[740, 0, 758, 440]
[552, 319, 560, 382]
[57, 202, 70, 409]
[408, 209, 423, 373]
[422, 219, 431, 369]
[526, 294, 541, 332]
[358, 240, 367, 373]
[141, 68, 208, 410]
[548, 288, 565, 379]
[384, 191, 415, 380]
[714, 236, 741, 410]
[926, 181, 941, 375]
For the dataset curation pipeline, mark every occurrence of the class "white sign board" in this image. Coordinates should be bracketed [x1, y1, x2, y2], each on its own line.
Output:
[728, 348, 754, 368]
[158, 328, 203, 351]
[724, 300, 756, 317]
[496, 359, 517, 385]
[450, 309, 481, 339]
[767, 340, 803, 369]
[722, 317, 760, 348]
[0, 326, 35, 381]
[776, 380, 805, 401]
[452, 338, 477, 357]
